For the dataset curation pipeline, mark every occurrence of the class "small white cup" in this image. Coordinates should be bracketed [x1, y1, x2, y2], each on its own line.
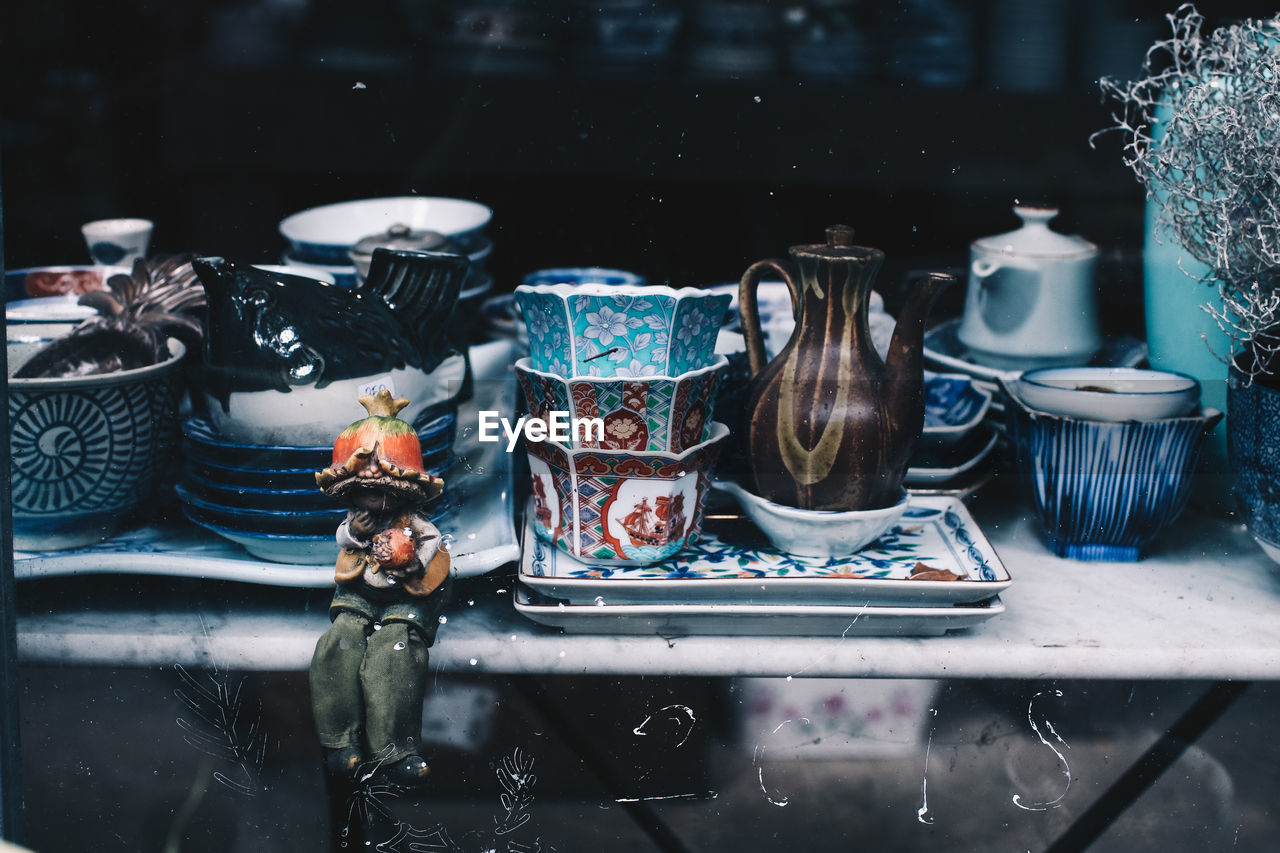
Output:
[81, 218, 154, 266]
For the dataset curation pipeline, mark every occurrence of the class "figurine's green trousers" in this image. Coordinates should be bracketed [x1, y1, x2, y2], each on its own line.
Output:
[309, 580, 450, 765]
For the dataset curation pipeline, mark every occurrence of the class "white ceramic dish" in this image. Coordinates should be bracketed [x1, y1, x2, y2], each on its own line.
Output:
[280, 196, 492, 263]
[5, 294, 97, 324]
[514, 585, 1005, 637]
[713, 480, 909, 557]
[519, 494, 1010, 605]
[905, 425, 1001, 486]
[521, 267, 645, 288]
[921, 371, 994, 449]
[3, 264, 130, 301]
[251, 263, 336, 284]
[279, 252, 359, 287]
[199, 352, 466, 446]
[12, 339, 522, 579]
[924, 318, 1148, 390]
[179, 520, 340, 565]
[1014, 366, 1200, 421]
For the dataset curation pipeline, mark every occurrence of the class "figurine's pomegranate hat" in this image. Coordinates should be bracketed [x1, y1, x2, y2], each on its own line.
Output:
[316, 390, 443, 504]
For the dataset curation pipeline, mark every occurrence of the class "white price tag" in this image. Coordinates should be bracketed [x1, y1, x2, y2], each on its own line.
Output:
[357, 375, 397, 398]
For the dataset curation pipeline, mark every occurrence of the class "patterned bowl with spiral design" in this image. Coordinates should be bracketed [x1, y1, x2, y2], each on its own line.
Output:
[7, 338, 187, 550]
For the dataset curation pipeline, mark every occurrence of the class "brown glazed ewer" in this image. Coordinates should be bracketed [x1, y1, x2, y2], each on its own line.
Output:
[739, 225, 954, 511]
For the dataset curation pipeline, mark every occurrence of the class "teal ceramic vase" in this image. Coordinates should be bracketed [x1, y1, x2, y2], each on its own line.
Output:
[1142, 95, 1233, 513]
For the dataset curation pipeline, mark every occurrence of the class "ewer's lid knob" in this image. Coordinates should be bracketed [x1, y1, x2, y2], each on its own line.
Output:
[826, 225, 856, 248]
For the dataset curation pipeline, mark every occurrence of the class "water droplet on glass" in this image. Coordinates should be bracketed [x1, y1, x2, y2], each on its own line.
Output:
[469, 658, 478, 666]
[438, 615, 448, 625]
[467, 599, 475, 606]
[594, 596, 606, 607]
[753, 95, 762, 103]
[372, 623, 382, 631]
[394, 641, 406, 650]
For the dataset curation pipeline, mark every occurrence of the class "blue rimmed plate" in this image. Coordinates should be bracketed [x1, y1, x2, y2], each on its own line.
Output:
[922, 371, 993, 450]
[182, 411, 456, 469]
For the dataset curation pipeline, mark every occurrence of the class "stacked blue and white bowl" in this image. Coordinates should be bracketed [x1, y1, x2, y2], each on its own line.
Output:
[277, 196, 494, 305]
[513, 281, 732, 566]
[176, 405, 457, 564]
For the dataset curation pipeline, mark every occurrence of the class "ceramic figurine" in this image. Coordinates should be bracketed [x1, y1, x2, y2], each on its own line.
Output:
[739, 225, 953, 511]
[310, 390, 451, 787]
[193, 248, 468, 405]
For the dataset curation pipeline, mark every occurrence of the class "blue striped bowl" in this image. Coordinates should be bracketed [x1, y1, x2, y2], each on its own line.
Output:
[1003, 381, 1222, 561]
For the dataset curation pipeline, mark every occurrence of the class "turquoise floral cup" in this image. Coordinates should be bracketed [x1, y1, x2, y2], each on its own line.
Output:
[514, 283, 730, 379]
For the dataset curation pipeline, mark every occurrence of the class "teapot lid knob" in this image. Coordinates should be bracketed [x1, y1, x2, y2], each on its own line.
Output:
[826, 225, 856, 247]
[1012, 204, 1059, 227]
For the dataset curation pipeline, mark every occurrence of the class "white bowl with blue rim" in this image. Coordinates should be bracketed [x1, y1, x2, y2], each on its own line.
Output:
[6, 272, 120, 344]
[907, 424, 1000, 486]
[1002, 379, 1222, 561]
[919, 371, 994, 451]
[282, 242, 492, 292]
[279, 196, 492, 265]
[522, 267, 647, 288]
[714, 480, 910, 558]
[1013, 366, 1200, 422]
[3, 265, 130, 303]
[515, 283, 730, 378]
[252, 263, 336, 284]
[182, 407, 458, 469]
[280, 252, 360, 288]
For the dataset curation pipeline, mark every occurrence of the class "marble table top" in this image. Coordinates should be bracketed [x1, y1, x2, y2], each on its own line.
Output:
[16, 479, 1280, 681]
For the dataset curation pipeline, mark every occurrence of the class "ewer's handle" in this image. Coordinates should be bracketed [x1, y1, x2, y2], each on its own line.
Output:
[739, 258, 800, 378]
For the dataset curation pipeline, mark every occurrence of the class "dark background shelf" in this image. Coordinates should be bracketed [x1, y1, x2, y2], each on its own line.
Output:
[3, 0, 1276, 315]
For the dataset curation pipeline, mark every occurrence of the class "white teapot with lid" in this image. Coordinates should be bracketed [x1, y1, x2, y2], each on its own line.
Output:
[957, 204, 1100, 369]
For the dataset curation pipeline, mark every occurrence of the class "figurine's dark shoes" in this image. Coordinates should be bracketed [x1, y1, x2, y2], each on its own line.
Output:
[381, 755, 431, 788]
[325, 746, 364, 780]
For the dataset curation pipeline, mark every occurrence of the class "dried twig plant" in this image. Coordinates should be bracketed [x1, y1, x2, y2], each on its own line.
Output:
[1094, 3, 1280, 381]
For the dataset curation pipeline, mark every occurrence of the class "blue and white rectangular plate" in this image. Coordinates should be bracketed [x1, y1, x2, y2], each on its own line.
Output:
[514, 585, 1005, 637]
[519, 494, 1011, 607]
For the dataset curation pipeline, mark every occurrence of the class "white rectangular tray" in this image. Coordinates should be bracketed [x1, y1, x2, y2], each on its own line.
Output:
[13, 341, 521, 586]
[514, 585, 1005, 637]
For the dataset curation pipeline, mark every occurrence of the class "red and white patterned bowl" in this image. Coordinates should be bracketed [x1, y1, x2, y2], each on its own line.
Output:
[514, 356, 726, 454]
[525, 423, 729, 566]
